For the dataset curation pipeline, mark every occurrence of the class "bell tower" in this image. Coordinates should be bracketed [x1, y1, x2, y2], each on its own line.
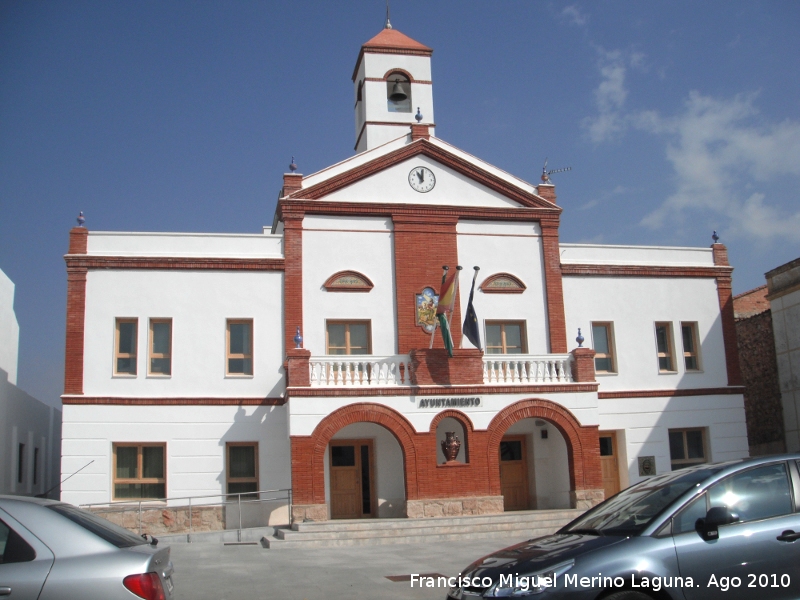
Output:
[352, 24, 435, 153]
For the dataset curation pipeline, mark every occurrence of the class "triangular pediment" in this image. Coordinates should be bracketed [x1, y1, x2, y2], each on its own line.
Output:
[285, 139, 559, 212]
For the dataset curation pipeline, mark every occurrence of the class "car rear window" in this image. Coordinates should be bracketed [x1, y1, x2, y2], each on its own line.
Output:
[46, 504, 147, 548]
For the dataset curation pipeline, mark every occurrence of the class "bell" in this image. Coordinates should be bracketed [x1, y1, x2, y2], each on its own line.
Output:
[388, 79, 408, 102]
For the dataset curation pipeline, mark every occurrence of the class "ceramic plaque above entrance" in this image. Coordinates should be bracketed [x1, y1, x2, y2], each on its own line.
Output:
[479, 272, 526, 294]
[323, 270, 374, 292]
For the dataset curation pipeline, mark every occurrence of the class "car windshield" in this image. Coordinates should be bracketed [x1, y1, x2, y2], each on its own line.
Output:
[47, 503, 148, 548]
[563, 465, 725, 536]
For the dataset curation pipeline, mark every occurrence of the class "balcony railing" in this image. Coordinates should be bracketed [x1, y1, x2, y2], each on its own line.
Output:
[309, 355, 412, 387]
[483, 354, 573, 384]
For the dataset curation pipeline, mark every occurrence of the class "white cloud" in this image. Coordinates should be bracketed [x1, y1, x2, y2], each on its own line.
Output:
[584, 56, 800, 243]
[561, 5, 588, 26]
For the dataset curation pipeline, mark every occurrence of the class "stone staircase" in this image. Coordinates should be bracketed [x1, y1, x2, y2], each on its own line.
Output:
[262, 508, 582, 549]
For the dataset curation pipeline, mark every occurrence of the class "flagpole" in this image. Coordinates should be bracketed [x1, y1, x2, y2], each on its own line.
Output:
[460, 266, 479, 349]
[429, 266, 448, 349]
[447, 266, 462, 347]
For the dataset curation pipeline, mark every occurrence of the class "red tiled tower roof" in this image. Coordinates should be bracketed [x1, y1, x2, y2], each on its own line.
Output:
[361, 28, 432, 54]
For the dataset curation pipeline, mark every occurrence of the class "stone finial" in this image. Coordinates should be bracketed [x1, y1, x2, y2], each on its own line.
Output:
[576, 328, 584, 348]
[77, 211, 85, 227]
[293, 326, 303, 349]
[712, 230, 719, 244]
[289, 157, 297, 173]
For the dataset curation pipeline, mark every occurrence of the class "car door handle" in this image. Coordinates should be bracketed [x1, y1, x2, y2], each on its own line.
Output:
[777, 530, 800, 542]
[0, 587, 11, 596]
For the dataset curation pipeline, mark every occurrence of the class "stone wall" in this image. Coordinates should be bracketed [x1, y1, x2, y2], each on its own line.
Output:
[404, 495, 504, 518]
[89, 504, 225, 535]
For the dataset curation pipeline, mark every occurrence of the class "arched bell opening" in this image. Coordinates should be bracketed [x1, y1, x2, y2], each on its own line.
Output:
[386, 72, 411, 113]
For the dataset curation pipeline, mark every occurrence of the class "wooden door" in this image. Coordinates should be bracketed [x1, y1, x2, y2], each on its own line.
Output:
[329, 440, 375, 519]
[599, 432, 620, 500]
[499, 436, 529, 511]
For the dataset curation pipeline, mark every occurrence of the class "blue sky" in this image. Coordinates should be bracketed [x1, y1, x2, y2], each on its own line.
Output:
[1, 1, 799, 407]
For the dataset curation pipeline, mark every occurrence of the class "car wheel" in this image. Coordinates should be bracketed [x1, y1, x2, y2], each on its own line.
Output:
[601, 592, 654, 600]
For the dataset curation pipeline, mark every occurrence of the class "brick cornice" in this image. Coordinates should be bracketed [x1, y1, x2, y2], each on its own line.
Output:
[285, 139, 558, 211]
[286, 383, 599, 398]
[598, 386, 745, 399]
[61, 396, 286, 405]
[561, 264, 732, 278]
[64, 256, 285, 271]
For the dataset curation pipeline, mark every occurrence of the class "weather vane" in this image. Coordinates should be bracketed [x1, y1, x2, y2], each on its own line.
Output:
[541, 158, 572, 183]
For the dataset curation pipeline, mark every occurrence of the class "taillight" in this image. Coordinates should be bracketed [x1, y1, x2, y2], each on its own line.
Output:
[123, 572, 166, 600]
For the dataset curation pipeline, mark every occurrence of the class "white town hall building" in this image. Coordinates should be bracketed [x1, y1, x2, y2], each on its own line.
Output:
[61, 25, 748, 524]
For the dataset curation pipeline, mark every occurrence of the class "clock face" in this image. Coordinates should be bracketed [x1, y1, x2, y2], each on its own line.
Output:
[408, 166, 436, 193]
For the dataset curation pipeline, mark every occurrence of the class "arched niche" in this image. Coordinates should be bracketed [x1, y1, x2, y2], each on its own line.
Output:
[430, 410, 473, 465]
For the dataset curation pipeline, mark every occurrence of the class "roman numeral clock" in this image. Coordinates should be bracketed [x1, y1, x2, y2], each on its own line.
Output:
[408, 166, 436, 193]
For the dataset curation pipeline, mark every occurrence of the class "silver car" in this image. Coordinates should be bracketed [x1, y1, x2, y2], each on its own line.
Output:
[448, 454, 800, 599]
[0, 495, 174, 600]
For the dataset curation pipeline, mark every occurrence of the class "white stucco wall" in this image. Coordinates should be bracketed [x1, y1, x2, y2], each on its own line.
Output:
[85, 231, 283, 258]
[457, 221, 549, 354]
[81, 270, 285, 398]
[560, 243, 715, 267]
[302, 216, 397, 356]
[770, 287, 800, 451]
[563, 276, 728, 391]
[60, 404, 290, 511]
[0, 269, 20, 384]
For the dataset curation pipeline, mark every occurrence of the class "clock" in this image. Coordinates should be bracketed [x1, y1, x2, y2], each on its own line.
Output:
[408, 166, 436, 193]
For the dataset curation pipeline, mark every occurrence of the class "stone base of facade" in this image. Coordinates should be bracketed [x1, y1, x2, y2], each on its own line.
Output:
[570, 489, 605, 510]
[405, 495, 505, 518]
[291, 503, 328, 523]
[88, 505, 224, 535]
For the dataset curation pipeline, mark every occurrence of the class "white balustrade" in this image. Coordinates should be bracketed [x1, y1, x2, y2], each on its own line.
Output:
[483, 354, 573, 384]
[309, 355, 412, 387]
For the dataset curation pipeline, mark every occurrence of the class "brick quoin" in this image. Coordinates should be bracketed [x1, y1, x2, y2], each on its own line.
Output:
[290, 400, 599, 510]
[541, 219, 568, 353]
[64, 227, 88, 395]
[712, 243, 743, 386]
[283, 212, 305, 355]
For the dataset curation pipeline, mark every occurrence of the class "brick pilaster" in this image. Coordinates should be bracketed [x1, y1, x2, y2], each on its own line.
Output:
[409, 348, 483, 386]
[570, 347, 596, 382]
[283, 213, 304, 356]
[64, 227, 88, 395]
[712, 243, 742, 386]
[286, 348, 311, 387]
[541, 218, 567, 353]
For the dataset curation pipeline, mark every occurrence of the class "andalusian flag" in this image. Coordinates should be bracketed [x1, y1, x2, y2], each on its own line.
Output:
[436, 268, 459, 357]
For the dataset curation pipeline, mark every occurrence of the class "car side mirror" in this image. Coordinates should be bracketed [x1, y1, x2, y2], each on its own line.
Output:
[696, 506, 739, 541]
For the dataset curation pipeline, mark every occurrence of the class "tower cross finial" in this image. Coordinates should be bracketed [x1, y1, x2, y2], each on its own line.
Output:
[385, 0, 392, 29]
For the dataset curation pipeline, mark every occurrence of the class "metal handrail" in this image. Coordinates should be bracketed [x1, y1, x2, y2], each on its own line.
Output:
[80, 488, 292, 542]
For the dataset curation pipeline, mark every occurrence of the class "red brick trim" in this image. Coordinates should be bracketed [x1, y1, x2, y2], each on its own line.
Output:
[598, 387, 745, 399]
[61, 396, 287, 405]
[293, 403, 420, 505]
[541, 221, 567, 353]
[286, 139, 557, 211]
[561, 264, 732, 278]
[282, 173, 303, 196]
[410, 124, 430, 141]
[323, 270, 374, 292]
[486, 399, 601, 493]
[712, 243, 743, 386]
[428, 410, 475, 433]
[353, 121, 437, 152]
[68, 227, 88, 254]
[280, 199, 558, 224]
[283, 215, 304, 357]
[64, 265, 87, 395]
[64, 256, 285, 271]
[479, 272, 526, 294]
[381, 68, 431, 83]
[285, 383, 599, 398]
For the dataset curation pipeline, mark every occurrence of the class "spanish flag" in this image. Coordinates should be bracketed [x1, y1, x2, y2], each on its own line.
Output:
[436, 269, 459, 357]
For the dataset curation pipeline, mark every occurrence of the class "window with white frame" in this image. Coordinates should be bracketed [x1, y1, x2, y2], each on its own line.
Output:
[669, 428, 707, 470]
[591, 322, 616, 373]
[326, 321, 371, 355]
[485, 321, 527, 354]
[113, 443, 166, 500]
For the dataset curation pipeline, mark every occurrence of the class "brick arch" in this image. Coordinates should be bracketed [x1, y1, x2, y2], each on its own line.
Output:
[428, 409, 475, 434]
[310, 403, 419, 502]
[486, 398, 600, 495]
[382, 67, 415, 82]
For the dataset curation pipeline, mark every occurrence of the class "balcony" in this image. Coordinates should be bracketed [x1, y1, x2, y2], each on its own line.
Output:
[309, 355, 412, 387]
[482, 354, 573, 384]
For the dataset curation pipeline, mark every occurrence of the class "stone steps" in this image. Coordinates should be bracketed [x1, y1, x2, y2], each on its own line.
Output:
[262, 509, 581, 549]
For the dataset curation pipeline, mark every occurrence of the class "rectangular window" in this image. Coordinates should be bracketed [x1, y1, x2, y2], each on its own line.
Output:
[227, 319, 253, 375]
[226, 442, 259, 497]
[669, 428, 707, 470]
[17, 443, 24, 484]
[115, 318, 137, 375]
[113, 443, 166, 500]
[148, 319, 172, 376]
[485, 321, 527, 355]
[681, 322, 701, 371]
[591, 322, 616, 373]
[655, 322, 675, 372]
[33, 448, 39, 486]
[326, 321, 371, 355]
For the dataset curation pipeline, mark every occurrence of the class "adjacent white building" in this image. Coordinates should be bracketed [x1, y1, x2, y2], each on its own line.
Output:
[61, 25, 748, 525]
[0, 268, 62, 497]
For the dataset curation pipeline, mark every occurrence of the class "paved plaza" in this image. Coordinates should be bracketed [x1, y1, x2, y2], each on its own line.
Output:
[169, 535, 531, 600]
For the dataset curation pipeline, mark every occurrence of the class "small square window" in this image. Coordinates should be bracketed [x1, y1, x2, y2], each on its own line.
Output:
[485, 321, 527, 355]
[149, 319, 172, 376]
[113, 443, 166, 500]
[655, 322, 675, 372]
[326, 321, 371, 355]
[681, 322, 701, 371]
[669, 428, 707, 470]
[591, 322, 616, 373]
[227, 320, 253, 375]
[115, 318, 137, 375]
